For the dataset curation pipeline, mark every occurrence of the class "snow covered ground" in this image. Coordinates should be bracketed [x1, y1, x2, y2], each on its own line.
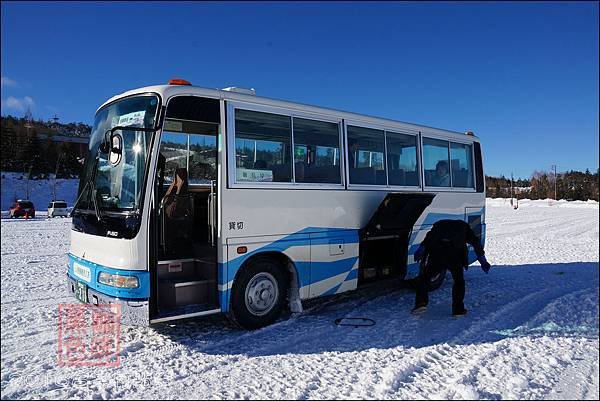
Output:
[1, 199, 598, 399]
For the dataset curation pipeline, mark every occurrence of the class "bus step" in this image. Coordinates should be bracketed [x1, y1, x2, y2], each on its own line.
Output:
[159, 279, 216, 307]
[152, 303, 220, 324]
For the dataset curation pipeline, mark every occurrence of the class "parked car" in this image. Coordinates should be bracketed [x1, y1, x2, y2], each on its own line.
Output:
[9, 200, 35, 218]
[48, 200, 69, 218]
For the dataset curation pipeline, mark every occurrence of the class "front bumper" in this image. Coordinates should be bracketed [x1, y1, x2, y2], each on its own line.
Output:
[67, 275, 149, 326]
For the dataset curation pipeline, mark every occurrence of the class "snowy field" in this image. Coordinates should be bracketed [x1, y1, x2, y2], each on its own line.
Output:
[1, 199, 598, 399]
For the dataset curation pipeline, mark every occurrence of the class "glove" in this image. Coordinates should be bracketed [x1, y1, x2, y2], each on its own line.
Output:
[478, 255, 491, 273]
[414, 244, 426, 263]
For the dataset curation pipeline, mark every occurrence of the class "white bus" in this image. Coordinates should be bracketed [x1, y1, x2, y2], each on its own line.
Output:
[67, 80, 486, 329]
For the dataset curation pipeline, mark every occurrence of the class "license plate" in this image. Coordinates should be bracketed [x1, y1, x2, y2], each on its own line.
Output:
[73, 262, 91, 282]
[75, 281, 88, 303]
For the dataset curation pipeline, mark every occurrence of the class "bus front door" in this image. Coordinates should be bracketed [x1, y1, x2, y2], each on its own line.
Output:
[150, 96, 221, 322]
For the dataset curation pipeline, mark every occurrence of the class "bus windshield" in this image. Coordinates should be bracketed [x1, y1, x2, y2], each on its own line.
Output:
[74, 95, 159, 214]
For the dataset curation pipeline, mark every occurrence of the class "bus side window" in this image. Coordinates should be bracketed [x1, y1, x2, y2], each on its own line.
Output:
[386, 131, 419, 187]
[292, 117, 341, 184]
[450, 142, 474, 188]
[234, 109, 292, 183]
[347, 125, 386, 186]
[423, 138, 450, 187]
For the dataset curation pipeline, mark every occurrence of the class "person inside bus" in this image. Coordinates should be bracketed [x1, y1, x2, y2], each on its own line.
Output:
[432, 160, 450, 186]
[411, 219, 491, 316]
[161, 168, 193, 258]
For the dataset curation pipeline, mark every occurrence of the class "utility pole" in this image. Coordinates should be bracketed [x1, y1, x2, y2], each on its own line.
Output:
[551, 164, 557, 200]
[26, 165, 33, 199]
[510, 173, 514, 206]
[53, 153, 63, 201]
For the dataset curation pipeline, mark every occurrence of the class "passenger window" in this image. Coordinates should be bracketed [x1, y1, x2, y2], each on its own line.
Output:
[347, 125, 386, 185]
[292, 117, 341, 184]
[189, 133, 217, 185]
[386, 132, 419, 186]
[159, 132, 188, 185]
[160, 120, 218, 186]
[450, 142, 474, 188]
[235, 109, 292, 183]
[423, 138, 450, 187]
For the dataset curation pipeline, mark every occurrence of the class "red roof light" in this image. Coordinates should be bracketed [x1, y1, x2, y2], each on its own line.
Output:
[168, 78, 192, 86]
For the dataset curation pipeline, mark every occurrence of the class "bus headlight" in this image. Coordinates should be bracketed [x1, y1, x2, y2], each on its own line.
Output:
[98, 272, 139, 288]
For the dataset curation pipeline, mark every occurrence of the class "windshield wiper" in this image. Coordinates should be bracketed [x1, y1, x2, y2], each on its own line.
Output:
[91, 189, 103, 222]
[70, 157, 98, 216]
[70, 155, 103, 222]
[70, 181, 90, 217]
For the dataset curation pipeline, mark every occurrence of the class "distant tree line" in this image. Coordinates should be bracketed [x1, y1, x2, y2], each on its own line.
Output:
[0, 114, 91, 178]
[486, 169, 599, 201]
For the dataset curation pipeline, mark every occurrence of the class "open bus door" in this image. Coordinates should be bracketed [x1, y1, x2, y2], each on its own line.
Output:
[149, 96, 221, 323]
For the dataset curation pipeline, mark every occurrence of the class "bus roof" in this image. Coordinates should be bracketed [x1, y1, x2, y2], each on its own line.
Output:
[99, 84, 480, 142]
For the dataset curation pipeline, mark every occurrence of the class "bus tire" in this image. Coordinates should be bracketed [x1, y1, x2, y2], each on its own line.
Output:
[228, 256, 288, 330]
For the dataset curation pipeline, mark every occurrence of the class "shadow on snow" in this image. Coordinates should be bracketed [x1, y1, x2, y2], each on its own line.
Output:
[147, 262, 599, 357]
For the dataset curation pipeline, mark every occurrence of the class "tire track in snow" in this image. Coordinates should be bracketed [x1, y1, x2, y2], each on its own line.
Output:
[372, 270, 598, 399]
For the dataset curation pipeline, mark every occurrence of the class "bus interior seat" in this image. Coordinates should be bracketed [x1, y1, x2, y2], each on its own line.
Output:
[424, 170, 434, 185]
[351, 167, 376, 185]
[271, 163, 292, 182]
[253, 160, 268, 169]
[388, 168, 406, 186]
[307, 165, 341, 183]
[405, 171, 419, 186]
[376, 170, 387, 185]
[294, 161, 306, 182]
[452, 169, 469, 187]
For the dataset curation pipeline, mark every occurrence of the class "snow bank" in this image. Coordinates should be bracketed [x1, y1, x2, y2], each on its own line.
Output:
[1, 172, 79, 211]
[487, 197, 599, 209]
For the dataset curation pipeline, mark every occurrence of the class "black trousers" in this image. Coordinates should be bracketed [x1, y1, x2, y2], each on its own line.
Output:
[415, 261, 465, 313]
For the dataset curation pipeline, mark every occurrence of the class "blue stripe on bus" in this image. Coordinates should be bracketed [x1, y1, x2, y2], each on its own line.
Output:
[67, 253, 150, 299]
[225, 227, 359, 286]
[219, 228, 359, 312]
[219, 212, 485, 310]
[309, 257, 358, 283]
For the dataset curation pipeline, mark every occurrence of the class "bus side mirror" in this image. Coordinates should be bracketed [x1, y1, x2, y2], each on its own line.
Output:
[109, 133, 122, 165]
[99, 130, 111, 154]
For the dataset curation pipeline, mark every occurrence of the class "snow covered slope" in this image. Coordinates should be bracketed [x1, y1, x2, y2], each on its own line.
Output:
[1, 172, 79, 211]
[1, 200, 598, 399]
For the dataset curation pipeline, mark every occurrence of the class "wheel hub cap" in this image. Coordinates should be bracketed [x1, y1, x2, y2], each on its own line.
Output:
[245, 272, 278, 316]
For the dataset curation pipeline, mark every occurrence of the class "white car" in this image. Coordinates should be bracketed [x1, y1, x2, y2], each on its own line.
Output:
[47, 200, 69, 218]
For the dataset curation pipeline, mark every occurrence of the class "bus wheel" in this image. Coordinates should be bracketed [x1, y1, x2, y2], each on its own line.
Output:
[229, 257, 288, 330]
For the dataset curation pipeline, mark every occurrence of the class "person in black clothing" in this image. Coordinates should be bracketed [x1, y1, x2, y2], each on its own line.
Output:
[412, 219, 491, 316]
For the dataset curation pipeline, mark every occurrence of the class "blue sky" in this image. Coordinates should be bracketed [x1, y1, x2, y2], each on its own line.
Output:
[1, 1, 598, 178]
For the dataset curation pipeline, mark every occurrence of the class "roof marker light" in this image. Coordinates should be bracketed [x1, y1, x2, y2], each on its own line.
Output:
[168, 78, 192, 86]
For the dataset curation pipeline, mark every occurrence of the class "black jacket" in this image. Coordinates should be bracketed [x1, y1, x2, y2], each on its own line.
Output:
[421, 219, 485, 268]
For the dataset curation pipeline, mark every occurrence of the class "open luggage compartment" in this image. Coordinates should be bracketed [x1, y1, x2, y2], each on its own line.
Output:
[358, 193, 435, 284]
